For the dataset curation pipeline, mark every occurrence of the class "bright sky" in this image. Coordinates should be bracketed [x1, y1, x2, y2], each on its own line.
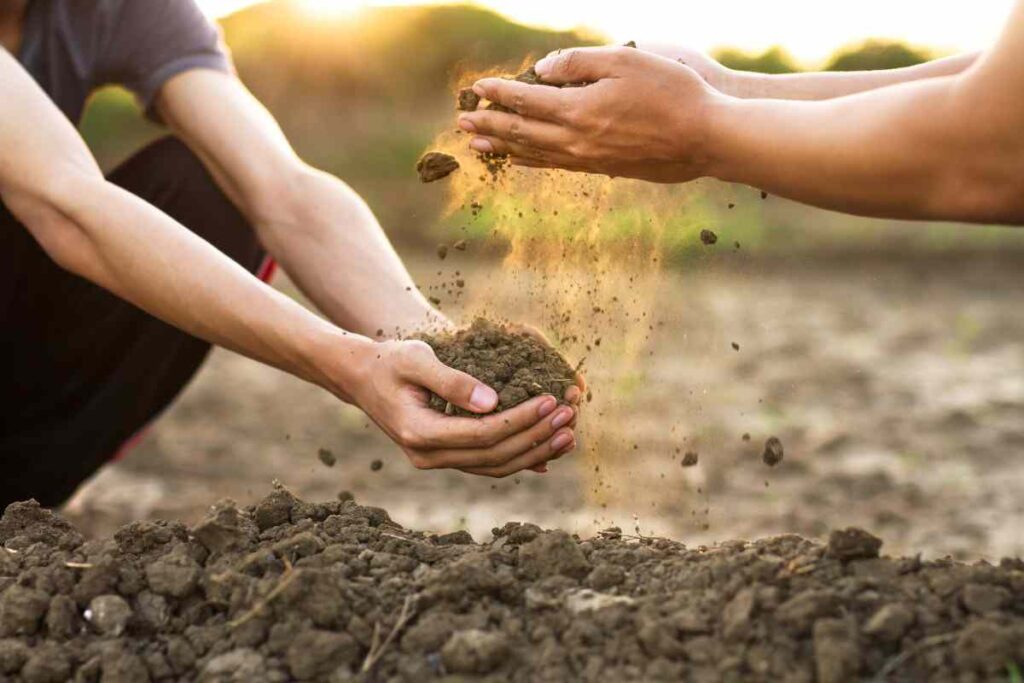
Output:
[198, 0, 1016, 64]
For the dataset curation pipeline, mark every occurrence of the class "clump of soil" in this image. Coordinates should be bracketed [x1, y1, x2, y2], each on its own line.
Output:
[681, 451, 699, 467]
[457, 88, 480, 112]
[2, 488, 1023, 682]
[417, 152, 460, 183]
[317, 449, 336, 468]
[762, 436, 784, 467]
[700, 229, 718, 246]
[416, 318, 576, 416]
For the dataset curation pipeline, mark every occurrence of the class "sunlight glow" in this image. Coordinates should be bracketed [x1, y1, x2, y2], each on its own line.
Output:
[198, 0, 1017, 63]
[294, 0, 367, 18]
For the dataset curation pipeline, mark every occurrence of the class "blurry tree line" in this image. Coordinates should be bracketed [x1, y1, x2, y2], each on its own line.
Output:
[714, 39, 933, 74]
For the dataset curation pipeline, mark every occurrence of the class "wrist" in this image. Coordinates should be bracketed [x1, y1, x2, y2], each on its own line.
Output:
[715, 68, 764, 99]
[304, 325, 375, 401]
[697, 91, 746, 182]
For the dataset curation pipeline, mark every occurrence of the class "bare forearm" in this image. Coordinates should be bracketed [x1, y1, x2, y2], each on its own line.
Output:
[722, 53, 979, 100]
[704, 75, 1024, 223]
[14, 176, 369, 395]
[255, 168, 446, 338]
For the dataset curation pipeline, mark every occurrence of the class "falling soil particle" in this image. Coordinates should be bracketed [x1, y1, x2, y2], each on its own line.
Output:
[761, 191, 769, 199]
[416, 318, 576, 416]
[2, 492, 1022, 682]
[700, 229, 718, 245]
[762, 436, 784, 466]
[681, 451, 699, 467]
[417, 152, 460, 183]
[370, 459, 383, 472]
[317, 448, 336, 468]
[436, 244, 449, 261]
[457, 88, 480, 112]
[731, 342, 740, 351]
[453, 239, 468, 251]
[742, 433, 751, 442]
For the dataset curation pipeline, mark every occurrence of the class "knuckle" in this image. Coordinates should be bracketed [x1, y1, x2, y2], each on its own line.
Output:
[397, 424, 424, 448]
[396, 340, 435, 373]
[508, 116, 526, 145]
[511, 91, 527, 114]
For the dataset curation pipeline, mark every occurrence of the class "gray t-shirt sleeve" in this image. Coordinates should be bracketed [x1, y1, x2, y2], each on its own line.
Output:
[95, 0, 232, 118]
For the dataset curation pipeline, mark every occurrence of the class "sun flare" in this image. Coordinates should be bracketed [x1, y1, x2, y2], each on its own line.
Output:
[293, 0, 367, 18]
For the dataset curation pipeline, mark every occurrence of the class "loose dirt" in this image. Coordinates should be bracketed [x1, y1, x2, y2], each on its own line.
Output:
[416, 318, 577, 416]
[416, 153, 460, 183]
[762, 437, 785, 467]
[3, 488, 1023, 682]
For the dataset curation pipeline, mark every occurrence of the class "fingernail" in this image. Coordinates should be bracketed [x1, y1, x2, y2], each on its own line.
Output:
[457, 116, 476, 133]
[534, 464, 549, 474]
[551, 407, 573, 429]
[469, 138, 493, 153]
[535, 56, 553, 77]
[537, 396, 557, 418]
[550, 432, 573, 452]
[472, 82, 489, 98]
[469, 384, 498, 412]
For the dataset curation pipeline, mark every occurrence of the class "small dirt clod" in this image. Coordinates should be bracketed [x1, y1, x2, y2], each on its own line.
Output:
[317, 448, 336, 468]
[681, 451, 699, 467]
[457, 87, 480, 112]
[417, 152, 460, 183]
[700, 229, 718, 245]
[762, 436, 784, 466]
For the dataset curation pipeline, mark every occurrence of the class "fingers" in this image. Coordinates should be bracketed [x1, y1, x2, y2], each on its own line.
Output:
[414, 403, 576, 470]
[458, 110, 569, 152]
[401, 341, 498, 414]
[460, 428, 577, 478]
[408, 394, 560, 450]
[470, 77, 567, 121]
[534, 46, 627, 85]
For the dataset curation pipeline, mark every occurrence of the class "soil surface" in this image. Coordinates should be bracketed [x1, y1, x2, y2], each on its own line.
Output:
[3, 489, 1023, 682]
[61, 255, 1024, 563]
[416, 153, 460, 183]
[415, 318, 576, 416]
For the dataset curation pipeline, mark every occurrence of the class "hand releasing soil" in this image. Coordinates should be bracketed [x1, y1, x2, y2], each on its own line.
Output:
[416, 318, 576, 416]
[470, 41, 639, 115]
[2, 488, 1022, 682]
[416, 152, 460, 183]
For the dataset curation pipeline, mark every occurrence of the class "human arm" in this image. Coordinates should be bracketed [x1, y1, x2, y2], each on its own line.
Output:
[0, 49, 575, 476]
[154, 69, 442, 338]
[638, 42, 979, 100]
[458, 1, 1024, 224]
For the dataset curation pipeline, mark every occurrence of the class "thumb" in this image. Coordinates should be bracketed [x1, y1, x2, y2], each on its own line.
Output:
[535, 46, 621, 85]
[411, 353, 498, 414]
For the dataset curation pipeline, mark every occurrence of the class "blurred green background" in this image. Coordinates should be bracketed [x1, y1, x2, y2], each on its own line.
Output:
[79, 1, 1024, 258]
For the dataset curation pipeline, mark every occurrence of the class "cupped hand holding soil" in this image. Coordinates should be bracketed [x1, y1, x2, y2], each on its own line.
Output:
[339, 332, 579, 479]
[415, 318, 583, 416]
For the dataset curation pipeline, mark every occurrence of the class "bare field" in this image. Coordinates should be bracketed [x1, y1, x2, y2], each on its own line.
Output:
[65, 253, 1024, 561]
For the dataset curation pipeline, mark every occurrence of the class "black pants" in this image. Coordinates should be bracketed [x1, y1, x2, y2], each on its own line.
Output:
[0, 137, 266, 508]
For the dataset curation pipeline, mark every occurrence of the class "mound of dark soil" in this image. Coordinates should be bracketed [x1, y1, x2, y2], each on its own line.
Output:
[416, 318, 577, 416]
[2, 487, 1023, 682]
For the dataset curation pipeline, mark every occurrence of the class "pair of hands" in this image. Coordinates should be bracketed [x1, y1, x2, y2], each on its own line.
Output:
[340, 329, 581, 478]
[457, 44, 729, 183]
